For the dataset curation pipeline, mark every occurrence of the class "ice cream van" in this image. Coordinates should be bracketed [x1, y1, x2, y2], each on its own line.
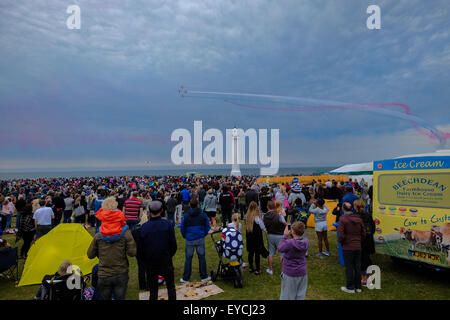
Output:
[373, 154, 450, 268]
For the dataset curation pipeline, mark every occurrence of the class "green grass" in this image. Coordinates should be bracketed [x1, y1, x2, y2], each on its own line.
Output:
[1, 218, 449, 300]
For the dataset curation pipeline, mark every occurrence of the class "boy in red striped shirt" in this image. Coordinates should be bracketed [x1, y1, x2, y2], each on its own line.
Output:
[123, 191, 143, 231]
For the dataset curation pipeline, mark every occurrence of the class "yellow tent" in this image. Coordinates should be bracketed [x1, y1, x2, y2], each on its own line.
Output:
[18, 223, 98, 286]
[306, 200, 338, 231]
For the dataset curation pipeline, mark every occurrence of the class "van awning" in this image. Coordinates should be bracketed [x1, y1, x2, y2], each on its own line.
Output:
[330, 162, 373, 175]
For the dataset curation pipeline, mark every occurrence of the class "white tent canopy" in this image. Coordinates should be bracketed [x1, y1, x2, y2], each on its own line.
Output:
[330, 162, 373, 174]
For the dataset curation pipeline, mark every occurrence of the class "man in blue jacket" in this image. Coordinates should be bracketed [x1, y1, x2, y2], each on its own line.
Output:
[342, 186, 360, 212]
[180, 185, 192, 213]
[138, 200, 177, 300]
[180, 198, 211, 283]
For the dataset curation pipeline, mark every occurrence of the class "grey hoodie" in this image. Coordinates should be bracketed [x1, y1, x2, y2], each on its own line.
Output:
[203, 194, 217, 212]
[309, 204, 328, 223]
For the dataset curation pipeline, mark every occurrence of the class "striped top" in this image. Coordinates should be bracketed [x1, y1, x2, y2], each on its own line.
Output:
[123, 197, 142, 221]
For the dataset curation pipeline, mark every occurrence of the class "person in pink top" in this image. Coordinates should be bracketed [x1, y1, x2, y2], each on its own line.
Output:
[1, 198, 15, 233]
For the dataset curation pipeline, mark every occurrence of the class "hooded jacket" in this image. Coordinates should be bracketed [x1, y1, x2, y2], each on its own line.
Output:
[96, 208, 127, 242]
[180, 208, 210, 241]
[203, 194, 217, 212]
[87, 229, 136, 277]
[337, 212, 366, 251]
[278, 235, 309, 277]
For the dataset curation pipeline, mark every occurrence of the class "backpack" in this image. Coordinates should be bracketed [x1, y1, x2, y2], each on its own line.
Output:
[294, 207, 309, 224]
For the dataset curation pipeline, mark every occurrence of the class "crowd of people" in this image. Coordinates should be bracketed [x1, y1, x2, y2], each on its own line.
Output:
[0, 174, 375, 299]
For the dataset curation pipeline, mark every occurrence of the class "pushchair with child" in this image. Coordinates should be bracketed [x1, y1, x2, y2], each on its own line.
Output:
[35, 271, 89, 300]
[210, 226, 244, 288]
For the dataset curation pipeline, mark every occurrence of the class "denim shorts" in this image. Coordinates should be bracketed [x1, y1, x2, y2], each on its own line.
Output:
[267, 234, 284, 257]
[315, 221, 328, 232]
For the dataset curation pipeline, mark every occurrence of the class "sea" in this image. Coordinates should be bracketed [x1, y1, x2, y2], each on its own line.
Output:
[0, 167, 335, 180]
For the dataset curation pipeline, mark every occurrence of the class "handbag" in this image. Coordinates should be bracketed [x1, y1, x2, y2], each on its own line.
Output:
[284, 196, 290, 209]
[74, 205, 85, 217]
[260, 245, 269, 258]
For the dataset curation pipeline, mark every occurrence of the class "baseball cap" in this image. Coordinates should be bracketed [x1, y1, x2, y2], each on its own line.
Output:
[149, 200, 163, 214]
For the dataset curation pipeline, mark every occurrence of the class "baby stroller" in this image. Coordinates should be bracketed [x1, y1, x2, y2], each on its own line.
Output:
[210, 227, 244, 288]
[35, 271, 88, 300]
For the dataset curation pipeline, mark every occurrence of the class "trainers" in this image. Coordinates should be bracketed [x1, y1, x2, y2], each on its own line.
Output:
[242, 263, 247, 268]
[323, 251, 331, 256]
[201, 276, 211, 282]
[266, 268, 273, 275]
[180, 278, 189, 283]
[316, 253, 324, 258]
[356, 289, 362, 293]
[341, 287, 355, 293]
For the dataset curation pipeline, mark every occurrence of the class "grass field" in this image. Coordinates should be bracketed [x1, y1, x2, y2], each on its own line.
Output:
[1, 219, 449, 300]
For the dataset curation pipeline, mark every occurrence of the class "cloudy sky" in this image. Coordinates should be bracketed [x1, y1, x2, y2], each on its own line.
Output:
[0, 0, 449, 171]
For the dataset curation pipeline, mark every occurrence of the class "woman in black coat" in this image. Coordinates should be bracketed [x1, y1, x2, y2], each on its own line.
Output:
[244, 202, 268, 275]
[354, 200, 375, 285]
[18, 201, 35, 258]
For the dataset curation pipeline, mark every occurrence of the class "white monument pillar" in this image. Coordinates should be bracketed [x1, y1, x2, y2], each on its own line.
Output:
[230, 127, 241, 177]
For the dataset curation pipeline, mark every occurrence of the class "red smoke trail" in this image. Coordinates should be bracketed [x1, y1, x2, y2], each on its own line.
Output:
[223, 100, 450, 142]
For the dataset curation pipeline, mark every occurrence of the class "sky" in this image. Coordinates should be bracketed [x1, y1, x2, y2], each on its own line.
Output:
[0, 0, 449, 171]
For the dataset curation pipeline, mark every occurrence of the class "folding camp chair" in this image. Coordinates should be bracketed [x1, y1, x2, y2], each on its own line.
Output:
[0, 247, 19, 283]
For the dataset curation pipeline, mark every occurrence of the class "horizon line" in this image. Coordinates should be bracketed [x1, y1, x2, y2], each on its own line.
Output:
[0, 164, 338, 173]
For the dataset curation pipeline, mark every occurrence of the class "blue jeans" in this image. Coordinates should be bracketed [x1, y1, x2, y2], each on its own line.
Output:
[183, 238, 208, 281]
[5, 214, 12, 230]
[16, 211, 21, 230]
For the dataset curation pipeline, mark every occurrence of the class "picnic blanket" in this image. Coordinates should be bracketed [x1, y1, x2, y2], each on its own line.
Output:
[138, 281, 224, 300]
